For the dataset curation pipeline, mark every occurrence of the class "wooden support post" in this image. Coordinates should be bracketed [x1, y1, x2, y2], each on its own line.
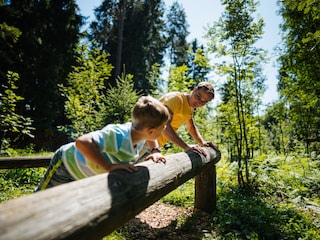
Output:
[195, 165, 217, 213]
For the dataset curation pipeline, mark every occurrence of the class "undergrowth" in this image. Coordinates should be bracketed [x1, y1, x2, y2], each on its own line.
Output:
[209, 153, 320, 239]
[1, 152, 319, 239]
[0, 168, 46, 202]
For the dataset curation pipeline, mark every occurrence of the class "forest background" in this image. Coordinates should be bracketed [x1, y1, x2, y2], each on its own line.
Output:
[0, 0, 319, 239]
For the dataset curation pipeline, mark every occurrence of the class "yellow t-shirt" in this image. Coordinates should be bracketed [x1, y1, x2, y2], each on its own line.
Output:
[158, 92, 193, 146]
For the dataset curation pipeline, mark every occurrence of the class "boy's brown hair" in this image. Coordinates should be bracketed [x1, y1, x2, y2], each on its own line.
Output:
[132, 96, 170, 130]
[197, 82, 215, 100]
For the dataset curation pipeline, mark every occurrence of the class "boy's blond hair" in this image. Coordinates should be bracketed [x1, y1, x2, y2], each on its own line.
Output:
[132, 96, 170, 130]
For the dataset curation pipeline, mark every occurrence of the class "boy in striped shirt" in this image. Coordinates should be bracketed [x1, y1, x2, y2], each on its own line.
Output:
[36, 96, 170, 191]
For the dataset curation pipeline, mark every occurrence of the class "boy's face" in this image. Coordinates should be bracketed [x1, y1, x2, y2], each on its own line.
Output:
[188, 87, 213, 109]
[148, 122, 167, 140]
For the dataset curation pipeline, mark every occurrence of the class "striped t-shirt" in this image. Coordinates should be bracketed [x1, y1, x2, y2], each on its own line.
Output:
[61, 122, 145, 179]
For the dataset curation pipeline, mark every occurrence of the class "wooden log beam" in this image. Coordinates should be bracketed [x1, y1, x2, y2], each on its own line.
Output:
[0, 156, 51, 169]
[0, 147, 221, 240]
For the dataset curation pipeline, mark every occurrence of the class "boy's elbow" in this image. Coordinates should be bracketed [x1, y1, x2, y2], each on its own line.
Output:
[75, 138, 84, 150]
[75, 134, 93, 149]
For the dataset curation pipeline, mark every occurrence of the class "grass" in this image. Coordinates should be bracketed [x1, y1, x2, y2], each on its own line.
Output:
[0, 151, 319, 239]
[0, 167, 46, 202]
[210, 152, 320, 239]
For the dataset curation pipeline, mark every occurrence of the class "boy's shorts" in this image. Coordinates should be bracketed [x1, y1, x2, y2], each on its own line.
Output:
[35, 148, 75, 191]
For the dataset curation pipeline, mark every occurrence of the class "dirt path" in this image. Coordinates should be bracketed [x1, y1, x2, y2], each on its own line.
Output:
[118, 201, 217, 239]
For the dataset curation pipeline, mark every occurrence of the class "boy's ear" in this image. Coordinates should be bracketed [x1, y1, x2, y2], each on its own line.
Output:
[143, 127, 153, 135]
[147, 127, 155, 135]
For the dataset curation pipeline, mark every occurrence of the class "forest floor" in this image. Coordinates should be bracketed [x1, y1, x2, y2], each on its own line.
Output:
[116, 201, 218, 240]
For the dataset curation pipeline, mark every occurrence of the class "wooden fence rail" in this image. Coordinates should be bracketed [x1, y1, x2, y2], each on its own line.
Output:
[0, 147, 221, 240]
[0, 156, 51, 169]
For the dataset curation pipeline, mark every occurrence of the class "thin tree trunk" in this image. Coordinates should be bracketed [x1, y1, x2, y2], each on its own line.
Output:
[115, 0, 126, 78]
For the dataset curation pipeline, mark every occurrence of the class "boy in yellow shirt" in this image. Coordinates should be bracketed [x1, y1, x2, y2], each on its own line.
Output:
[157, 82, 217, 156]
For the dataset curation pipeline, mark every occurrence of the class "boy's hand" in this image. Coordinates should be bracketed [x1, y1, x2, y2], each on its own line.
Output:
[145, 153, 166, 164]
[187, 144, 207, 156]
[202, 141, 219, 151]
[187, 142, 219, 156]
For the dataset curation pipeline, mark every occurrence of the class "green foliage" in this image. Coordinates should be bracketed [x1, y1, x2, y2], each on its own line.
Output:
[1, 152, 319, 239]
[212, 154, 320, 239]
[145, 63, 165, 96]
[251, 154, 320, 205]
[277, 0, 320, 154]
[166, 1, 189, 66]
[187, 41, 212, 83]
[90, 0, 167, 93]
[206, 0, 267, 186]
[0, 0, 83, 133]
[104, 73, 140, 125]
[212, 187, 319, 239]
[0, 71, 34, 156]
[0, 22, 22, 80]
[167, 65, 194, 92]
[59, 43, 140, 139]
[0, 22, 21, 45]
[193, 105, 216, 140]
[161, 179, 195, 207]
[262, 101, 293, 154]
[0, 168, 45, 203]
[59, 44, 113, 139]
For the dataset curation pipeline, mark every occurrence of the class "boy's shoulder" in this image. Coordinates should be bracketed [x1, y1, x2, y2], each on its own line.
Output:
[101, 122, 132, 132]
[160, 92, 185, 101]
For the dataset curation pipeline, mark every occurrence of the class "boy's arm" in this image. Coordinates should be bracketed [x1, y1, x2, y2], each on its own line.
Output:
[186, 118, 205, 145]
[163, 122, 208, 156]
[162, 122, 191, 151]
[164, 117, 207, 156]
[186, 118, 218, 151]
[75, 133, 138, 172]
